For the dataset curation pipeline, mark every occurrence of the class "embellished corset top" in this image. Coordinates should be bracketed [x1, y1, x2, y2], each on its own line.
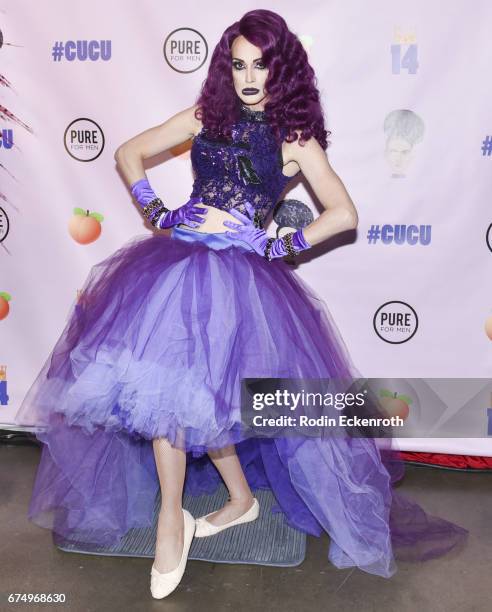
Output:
[189, 105, 298, 225]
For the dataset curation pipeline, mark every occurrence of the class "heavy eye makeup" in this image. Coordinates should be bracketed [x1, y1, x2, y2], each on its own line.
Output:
[232, 59, 266, 71]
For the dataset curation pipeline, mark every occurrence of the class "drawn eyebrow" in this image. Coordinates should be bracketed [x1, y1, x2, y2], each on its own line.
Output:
[232, 57, 263, 62]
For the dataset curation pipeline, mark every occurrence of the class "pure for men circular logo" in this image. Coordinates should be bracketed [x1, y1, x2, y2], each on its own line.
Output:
[373, 300, 418, 344]
[486, 223, 492, 253]
[63, 118, 105, 162]
[0, 207, 9, 242]
[163, 28, 208, 73]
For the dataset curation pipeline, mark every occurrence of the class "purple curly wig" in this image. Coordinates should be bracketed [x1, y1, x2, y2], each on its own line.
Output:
[194, 9, 330, 150]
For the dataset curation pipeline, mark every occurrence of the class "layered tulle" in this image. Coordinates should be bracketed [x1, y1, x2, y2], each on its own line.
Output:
[16, 225, 468, 578]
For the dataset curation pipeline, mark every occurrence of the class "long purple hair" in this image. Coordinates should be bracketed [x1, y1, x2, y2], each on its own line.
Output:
[194, 9, 330, 150]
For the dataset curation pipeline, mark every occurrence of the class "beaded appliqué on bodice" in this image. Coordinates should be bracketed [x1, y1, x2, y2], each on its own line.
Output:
[189, 104, 297, 226]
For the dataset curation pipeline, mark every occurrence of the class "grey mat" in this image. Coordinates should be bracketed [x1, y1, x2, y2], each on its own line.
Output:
[54, 484, 307, 567]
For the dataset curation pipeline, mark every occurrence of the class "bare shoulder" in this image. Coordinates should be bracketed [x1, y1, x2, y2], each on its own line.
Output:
[115, 103, 204, 160]
[283, 129, 333, 178]
[166, 103, 203, 138]
[281, 129, 323, 177]
[285, 129, 325, 158]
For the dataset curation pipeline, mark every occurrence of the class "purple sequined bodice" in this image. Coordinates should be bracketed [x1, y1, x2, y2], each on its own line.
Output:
[189, 104, 298, 226]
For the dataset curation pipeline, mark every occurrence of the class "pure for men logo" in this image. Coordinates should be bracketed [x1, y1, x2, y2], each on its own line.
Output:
[163, 28, 208, 73]
[63, 118, 105, 162]
[486, 223, 492, 253]
[373, 300, 418, 343]
[0, 207, 9, 242]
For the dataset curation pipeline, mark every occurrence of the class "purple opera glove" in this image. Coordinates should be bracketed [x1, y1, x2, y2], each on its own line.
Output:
[223, 203, 270, 256]
[155, 196, 208, 229]
[130, 177, 207, 229]
[266, 226, 311, 260]
[223, 201, 311, 260]
[130, 177, 160, 207]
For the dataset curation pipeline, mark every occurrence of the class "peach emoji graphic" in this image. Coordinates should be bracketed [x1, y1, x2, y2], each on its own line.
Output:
[68, 208, 104, 245]
[0, 292, 11, 320]
[485, 315, 492, 341]
[379, 388, 412, 420]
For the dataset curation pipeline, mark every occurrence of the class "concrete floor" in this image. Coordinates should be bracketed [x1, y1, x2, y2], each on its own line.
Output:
[1, 441, 490, 612]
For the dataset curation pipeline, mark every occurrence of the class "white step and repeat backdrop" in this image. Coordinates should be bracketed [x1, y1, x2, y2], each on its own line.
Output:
[1, 1, 491, 456]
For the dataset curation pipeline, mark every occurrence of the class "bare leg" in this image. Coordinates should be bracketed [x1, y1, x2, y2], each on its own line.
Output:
[152, 437, 186, 573]
[204, 444, 255, 526]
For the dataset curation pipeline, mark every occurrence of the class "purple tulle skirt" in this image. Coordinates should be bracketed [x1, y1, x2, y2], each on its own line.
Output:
[16, 225, 468, 578]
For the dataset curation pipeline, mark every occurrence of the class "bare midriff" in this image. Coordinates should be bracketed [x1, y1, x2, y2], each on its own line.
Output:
[176, 204, 242, 234]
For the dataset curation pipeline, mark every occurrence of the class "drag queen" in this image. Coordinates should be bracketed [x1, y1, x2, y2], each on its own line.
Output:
[16, 9, 468, 600]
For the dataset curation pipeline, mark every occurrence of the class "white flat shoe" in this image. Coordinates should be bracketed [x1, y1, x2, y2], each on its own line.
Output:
[194, 498, 259, 538]
[150, 508, 196, 599]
